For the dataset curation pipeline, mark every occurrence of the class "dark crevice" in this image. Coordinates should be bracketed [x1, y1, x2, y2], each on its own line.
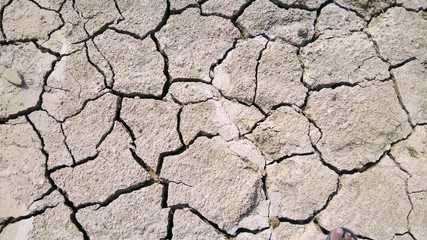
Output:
[129, 148, 158, 178]
[269, 0, 325, 11]
[231, 0, 256, 22]
[93, 179, 156, 209]
[169, 1, 199, 15]
[389, 56, 417, 70]
[94, 97, 121, 149]
[109, 88, 163, 100]
[267, 152, 315, 165]
[209, 38, 240, 81]
[252, 38, 269, 105]
[176, 107, 185, 146]
[47, 152, 99, 174]
[86, 37, 116, 89]
[151, 33, 172, 98]
[84, 41, 109, 88]
[390, 72, 414, 127]
[60, 123, 76, 164]
[241, 114, 269, 137]
[25, 115, 90, 240]
[161, 207, 175, 240]
[309, 81, 361, 91]
[160, 182, 169, 208]
[156, 145, 187, 176]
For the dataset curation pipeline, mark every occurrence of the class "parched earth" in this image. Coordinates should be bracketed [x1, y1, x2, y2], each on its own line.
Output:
[0, 0, 426, 239]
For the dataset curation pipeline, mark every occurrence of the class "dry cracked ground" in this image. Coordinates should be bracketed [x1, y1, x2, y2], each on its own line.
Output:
[0, 0, 426, 239]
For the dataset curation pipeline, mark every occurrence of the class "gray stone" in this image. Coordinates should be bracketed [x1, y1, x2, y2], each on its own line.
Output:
[52, 122, 150, 205]
[202, 0, 251, 18]
[3, 0, 62, 41]
[335, 0, 396, 19]
[366, 7, 427, 65]
[409, 192, 427, 239]
[391, 125, 427, 193]
[316, 4, 366, 38]
[276, 0, 326, 9]
[157, 8, 240, 81]
[74, 0, 120, 36]
[173, 209, 227, 240]
[121, 98, 181, 170]
[317, 156, 412, 240]
[162, 136, 269, 234]
[113, 0, 167, 35]
[0, 43, 56, 120]
[0, 117, 50, 220]
[212, 37, 267, 104]
[62, 93, 117, 161]
[93, 30, 166, 96]
[267, 154, 338, 220]
[305, 81, 412, 171]
[76, 184, 169, 239]
[42, 50, 105, 121]
[255, 40, 307, 111]
[301, 32, 389, 88]
[392, 60, 427, 124]
[250, 106, 313, 163]
[168, 81, 220, 104]
[28, 111, 74, 169]
[1, 68, 24, 86]
[236, 0, 316, 46]
[270, 222, 326, 240]
[397, 0, 427, 10]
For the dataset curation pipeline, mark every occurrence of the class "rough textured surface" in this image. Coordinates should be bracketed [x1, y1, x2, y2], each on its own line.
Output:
[317, 156, 412, 240]
[202, 0, 250, 18]
[392, 60, 427, 124]
[93, 30, 166, 96]
[52, 122, 151, 205]
[121, 98, 181, 170]
[28, 111, 74, 169]
[76, 184, 169, 239]
[212, 37, 267, 104]
[62, 93, 117, 161]
[173, 209, 227, 240]
[2, 1, 426, 239]
[162, 136, 268, 234]
[2, 0, 62, 41]
[255, 40, 307, 111]
[335, 0, 396, 19]
[301, 32, 389, 88]
[391, 125, 427, 193]
[317, 4, 365, 38]
[237, 0, 316, 46]
[409, 192, 427, 239]
[112, 0, 167, 36]
[157, 8, 240, 81]
[0, 43, 56, 121]
[305, 82, 412, 171]
[267, 154, 337, 220]
[0, 117, 50, 220]
[271, 222, 326, 239]
[366, 7, 427, 65]
[42, 50, 105, 121]
[168, 81, 220, 104]
[250, 106, 313, 163]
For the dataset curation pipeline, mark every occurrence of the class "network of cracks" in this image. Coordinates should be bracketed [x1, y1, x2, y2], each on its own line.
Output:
[0, 0, 426, 239]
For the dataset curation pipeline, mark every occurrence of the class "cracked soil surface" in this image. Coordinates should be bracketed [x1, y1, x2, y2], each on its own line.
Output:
[0, 0, 426, 239]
